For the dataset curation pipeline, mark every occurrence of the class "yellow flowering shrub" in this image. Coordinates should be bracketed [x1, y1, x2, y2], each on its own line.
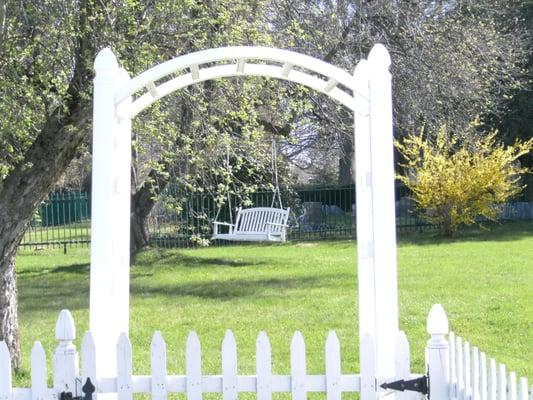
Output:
[396, 126, 533, 236]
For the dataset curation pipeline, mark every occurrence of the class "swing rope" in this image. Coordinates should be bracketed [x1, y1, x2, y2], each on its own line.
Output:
[213, 146, 234, 224]
[270, 138, 283, 209]
[214, 138, 283, 225]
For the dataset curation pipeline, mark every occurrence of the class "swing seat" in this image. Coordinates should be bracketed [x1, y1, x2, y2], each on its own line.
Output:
[212, 207, 290, 242]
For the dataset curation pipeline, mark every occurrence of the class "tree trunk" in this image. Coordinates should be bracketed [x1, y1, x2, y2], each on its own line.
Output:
[338, 133, 354, 185]
[0, 237, 21, 369]
[0, 99, 89, 367]
[0, 3, 93, 366]
[130, 169, 170, 255]
[130, 207, 151, 254]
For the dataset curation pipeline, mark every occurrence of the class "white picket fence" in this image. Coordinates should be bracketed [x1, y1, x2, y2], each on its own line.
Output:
[447, 331, 531, 400]
[0, 305, 530, 400]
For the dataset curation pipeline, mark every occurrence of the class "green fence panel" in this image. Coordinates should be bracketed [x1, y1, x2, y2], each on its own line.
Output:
[40, 192, 91, 226]
[22, 191, 91, 248]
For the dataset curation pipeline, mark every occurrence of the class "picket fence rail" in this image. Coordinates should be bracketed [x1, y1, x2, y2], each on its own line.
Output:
[0, 305, 530, 400]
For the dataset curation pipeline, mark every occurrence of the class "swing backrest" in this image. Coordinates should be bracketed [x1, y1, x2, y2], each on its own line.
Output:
[234, 207, 290, 235]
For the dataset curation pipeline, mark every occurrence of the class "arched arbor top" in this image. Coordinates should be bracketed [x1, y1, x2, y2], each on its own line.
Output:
[95, 46, 389, 118]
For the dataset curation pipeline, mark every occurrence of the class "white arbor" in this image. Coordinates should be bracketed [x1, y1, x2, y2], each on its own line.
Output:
[90, 45, 398, 399]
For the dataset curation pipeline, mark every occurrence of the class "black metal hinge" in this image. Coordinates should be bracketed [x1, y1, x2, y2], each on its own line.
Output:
[59, 378, 96, 400]
[380, 375, 428, 395]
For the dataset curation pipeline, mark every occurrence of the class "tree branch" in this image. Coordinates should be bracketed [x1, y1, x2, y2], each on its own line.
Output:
[322, 14, 357, 63]
[0, 0, 6, 44]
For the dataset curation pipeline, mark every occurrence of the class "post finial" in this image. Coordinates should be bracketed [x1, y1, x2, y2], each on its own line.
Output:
[367, 43, 391, 68]
[94, 47, 119, 73]
[55, 309, 76, 341]
[427, 304, 449, 335]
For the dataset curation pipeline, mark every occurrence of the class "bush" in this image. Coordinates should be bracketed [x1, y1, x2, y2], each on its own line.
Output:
[396, 126, 533, 236]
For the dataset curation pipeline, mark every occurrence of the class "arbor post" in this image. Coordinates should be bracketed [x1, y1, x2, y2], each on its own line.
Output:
[90, 48, 130, 379]
[112, 68, 133, 343]
[353, 58, 378, 400]
[355, 44, 399, 398]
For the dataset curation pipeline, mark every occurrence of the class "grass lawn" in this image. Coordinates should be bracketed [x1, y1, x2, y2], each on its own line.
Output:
[14, 221, 533, 387]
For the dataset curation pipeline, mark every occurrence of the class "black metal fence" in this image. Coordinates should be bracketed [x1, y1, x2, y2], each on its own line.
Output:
[20, 179, 533, 249]
[148, 184, 430, 248]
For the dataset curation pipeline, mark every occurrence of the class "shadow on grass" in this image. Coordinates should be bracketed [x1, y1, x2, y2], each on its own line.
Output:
[18, 279, 89, 313]
[133, 252, 267, 269]
[398, 221, 533, 246]
[130, 273, 348, 301]
[18, 263, 89, 277]
[19, 260, 350, 311]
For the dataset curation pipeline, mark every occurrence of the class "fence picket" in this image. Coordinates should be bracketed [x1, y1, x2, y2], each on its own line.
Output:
[290, 331, 307, 400]
[325, 331, 341, 400]
[256, 331, 272, 400]
[497, 364, 506, 400]
[151, 331, 167, 400]
[488, 359, 497, 400]
[81, 331, 97, 395]
[464, 341, 471, 399]
[222, 330, 238, 400]
[117, 333, 133, 400]
[457, 336, 464, 400]
[394, 331, 419, 400]
[509, 372, 517, 400]
[472, 347, 480, 400]
[186, 332, 202, 400]
[450, 332, 457, 400]
[480, 353, 487, 400]
[31, 342, 47, 400]
[517, 378, 528, 400]
[360, 334, 376, 400]
[0, 341, 12, 400]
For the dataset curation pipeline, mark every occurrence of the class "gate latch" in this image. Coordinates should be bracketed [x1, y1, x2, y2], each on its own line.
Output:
[380, 375, 428, 395]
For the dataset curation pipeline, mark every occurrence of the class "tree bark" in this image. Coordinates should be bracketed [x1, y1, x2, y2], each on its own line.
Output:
[338, 133, 354, 184]
[0, 240, 21, 369]
[0, 0, 6, 44]
[130, 169, 170, 254]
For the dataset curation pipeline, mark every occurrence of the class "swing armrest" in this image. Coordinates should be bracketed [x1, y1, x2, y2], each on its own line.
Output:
[266, 221, 289, 242]
[213, 221, 235, 236]
[266, 222, 289, 228]
[213, 221, 235, 226]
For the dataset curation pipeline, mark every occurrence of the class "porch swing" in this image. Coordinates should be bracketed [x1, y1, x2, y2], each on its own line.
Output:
[211, 139, 290, 242]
